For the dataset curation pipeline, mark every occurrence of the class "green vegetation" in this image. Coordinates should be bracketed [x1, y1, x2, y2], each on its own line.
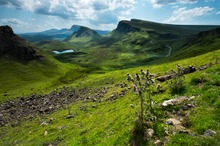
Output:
[0, 55, 73, 103]
[1, 20, 220, 145]
[36, 20, 220, 70]
[1, 49, 220, 145]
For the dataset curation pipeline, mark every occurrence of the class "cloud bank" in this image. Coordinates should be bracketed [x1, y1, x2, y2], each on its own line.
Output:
[0, 0, 136, 25]
[149, 0, 198, 8]
[164, 6, 214, 23]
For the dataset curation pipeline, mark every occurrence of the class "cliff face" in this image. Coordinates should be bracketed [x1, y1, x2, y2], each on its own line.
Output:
[0, 25, 15, 37]
[114, 20, 141, 34]
[0, 25, 42, 60]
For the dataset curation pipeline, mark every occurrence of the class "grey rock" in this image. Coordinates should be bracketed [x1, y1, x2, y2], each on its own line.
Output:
[204, 129, 216, 137]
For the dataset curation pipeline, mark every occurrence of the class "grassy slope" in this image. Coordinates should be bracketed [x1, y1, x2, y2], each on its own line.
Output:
[1, 50, 219, 145]
[0, 54, 85, 103]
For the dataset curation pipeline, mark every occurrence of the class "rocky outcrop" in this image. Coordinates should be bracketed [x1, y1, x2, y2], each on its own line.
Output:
[114, 20, 141, 34]
[0, 25, 15, 36]
[0, 25, 42, 60]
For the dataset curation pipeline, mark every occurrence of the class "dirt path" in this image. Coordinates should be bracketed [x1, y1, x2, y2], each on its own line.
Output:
[166, 45, 172, 57]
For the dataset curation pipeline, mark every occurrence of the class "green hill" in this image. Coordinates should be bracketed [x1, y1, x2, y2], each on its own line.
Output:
[0, 26, 83, 102]
[64, 26, 102, 43]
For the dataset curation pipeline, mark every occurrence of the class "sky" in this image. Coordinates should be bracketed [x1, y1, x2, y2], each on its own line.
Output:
[0, 0, 219, 33]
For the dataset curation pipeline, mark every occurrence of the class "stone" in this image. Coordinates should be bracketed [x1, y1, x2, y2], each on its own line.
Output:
[154, 140, 162, 146]
[164, 127, 170, 135]
[40, 121, 48, 126]
[145, 128, 154, 138]
[58, 126, 67, 130]
[189, 96, 196, 100]
[166, 118, 185, 131]
[49, 118, 54, 123]
[204, 129, 216, 137]
[161, 96, 187, 107]
[67, 114, 73, 119]
[91, 105, 96, 108]
[92, 98, 97, 102]
[130, 104, 134, 108]
[166, 118, 181, 125]
[44, 130, 48, 136]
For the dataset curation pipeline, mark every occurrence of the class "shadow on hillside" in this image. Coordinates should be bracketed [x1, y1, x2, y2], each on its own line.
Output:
[129, 119, 148, 146]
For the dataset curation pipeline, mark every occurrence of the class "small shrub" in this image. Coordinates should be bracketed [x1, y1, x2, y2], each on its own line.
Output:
[168, 75, 186, 95]
[190, 75, 207, 85]
[153, 122, 165, 137]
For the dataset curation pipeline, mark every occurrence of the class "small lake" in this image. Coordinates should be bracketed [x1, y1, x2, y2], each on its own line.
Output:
[53, 50, 74, 54]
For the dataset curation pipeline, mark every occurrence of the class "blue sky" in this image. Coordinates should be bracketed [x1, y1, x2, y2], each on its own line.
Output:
[0, 0, 219, 33]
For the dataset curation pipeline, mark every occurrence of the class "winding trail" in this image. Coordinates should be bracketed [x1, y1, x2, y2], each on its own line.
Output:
[166, 45, 172, 57]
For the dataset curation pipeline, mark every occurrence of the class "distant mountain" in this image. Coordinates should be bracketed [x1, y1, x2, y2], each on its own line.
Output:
[106, 19, 220, 51]
[64, 26, 102, 43]
[19, 25, 110, 42]
[0, 25, 42, 60]
[70, 25, 81, 32]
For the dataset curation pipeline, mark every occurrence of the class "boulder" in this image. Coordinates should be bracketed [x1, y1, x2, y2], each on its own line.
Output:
[144, 128, 154, 140]
[166, 118, 185, 131]
[156, 74, 172, 82]
[204, 129, 216, 137]
[161, 96, 187, 107]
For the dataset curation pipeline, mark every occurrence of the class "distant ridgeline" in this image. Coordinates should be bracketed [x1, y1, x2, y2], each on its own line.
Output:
[19, 25, 110, 42]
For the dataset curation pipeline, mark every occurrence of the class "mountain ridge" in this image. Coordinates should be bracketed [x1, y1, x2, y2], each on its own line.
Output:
[64, 26, 102, 43]
[19, 25, 110, 42]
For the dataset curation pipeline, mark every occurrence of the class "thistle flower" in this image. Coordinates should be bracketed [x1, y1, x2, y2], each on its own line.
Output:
[140, 69, 145, 76]
[157, 84, 161, 91]
[135, 73, 140, 81]
[126, 73, 132, 82]
[145, 69, 149, 77]
[149, 74, 155, 78]
[133, 84, 137, 92]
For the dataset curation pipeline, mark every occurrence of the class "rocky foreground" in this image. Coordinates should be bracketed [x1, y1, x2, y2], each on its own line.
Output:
[0, 86, 115, 127]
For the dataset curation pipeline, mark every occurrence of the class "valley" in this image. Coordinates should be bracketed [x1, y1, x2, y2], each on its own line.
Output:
[0, 19, 220, 146]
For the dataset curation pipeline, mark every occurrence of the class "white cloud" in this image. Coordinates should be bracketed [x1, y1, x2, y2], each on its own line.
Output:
[205, 0, 215, 2]
[216, 11, 220, 15]
[164, 6, 214, 23]
[0, 18, 40, 33]
[149, 0, 198, 8]
[0, 18, 26, 25]
[0, 0, 136, 26]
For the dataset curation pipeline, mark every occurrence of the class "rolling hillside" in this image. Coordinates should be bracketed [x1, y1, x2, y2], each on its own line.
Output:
[0, 48, 219, 145]
[37, 19, 219, 70]
[0, 26, 79, 102]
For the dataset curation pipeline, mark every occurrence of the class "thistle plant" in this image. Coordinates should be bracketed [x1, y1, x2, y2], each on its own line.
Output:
[126, 69, 159, 129]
